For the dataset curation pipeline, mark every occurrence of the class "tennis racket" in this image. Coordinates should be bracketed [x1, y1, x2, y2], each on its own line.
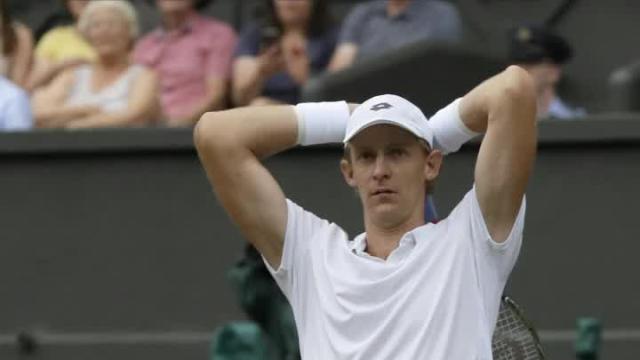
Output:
[492, 296, 546, 360]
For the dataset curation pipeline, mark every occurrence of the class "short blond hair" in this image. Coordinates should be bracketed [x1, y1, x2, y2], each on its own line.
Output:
[78, 0, 139, 41]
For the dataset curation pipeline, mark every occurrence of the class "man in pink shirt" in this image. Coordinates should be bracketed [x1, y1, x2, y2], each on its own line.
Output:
[133, 0, 237, 126]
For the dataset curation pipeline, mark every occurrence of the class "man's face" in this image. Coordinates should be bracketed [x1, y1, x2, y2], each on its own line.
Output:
[155, 0, 194, 14]
[340, 125, 442, 228]
[522, 62, 562, 118]
[273, 0, 312, 28]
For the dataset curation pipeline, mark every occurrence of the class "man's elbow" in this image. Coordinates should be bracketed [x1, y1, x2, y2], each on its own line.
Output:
[502, 66, 536, 105]
[194, 112, 217, 151]
[495, 66, 537, 120]
[194, 111, 233, 155]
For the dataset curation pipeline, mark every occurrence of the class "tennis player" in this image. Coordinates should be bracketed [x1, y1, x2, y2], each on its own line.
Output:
[195, 65, 537, 359]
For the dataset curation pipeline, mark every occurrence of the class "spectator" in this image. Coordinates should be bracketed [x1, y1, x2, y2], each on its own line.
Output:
[32, 0, 158, 129]
[28, 0, 95, 91]
[1, 0, 34, 88]
[329, 0, 462, 72]
[0, 75, 32, 130]
[133, 0, 237, 126]
[232, 0, 337, 106]
[509, 25, 585, 119]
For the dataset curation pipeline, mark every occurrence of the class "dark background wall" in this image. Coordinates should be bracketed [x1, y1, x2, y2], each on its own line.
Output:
[0, 118, 639, 359]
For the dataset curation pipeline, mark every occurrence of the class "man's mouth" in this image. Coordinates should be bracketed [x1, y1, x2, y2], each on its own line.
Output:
[371, 188, 396, 196]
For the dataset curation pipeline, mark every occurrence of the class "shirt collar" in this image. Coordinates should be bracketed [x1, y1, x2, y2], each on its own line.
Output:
[374, 0, 422, 21]
[154, 13, 201, 39]
[350, 231, 418, 263]
[350, 233, 368, 254]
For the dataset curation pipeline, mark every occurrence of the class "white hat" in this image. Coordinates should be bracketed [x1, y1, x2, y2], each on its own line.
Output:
[344, 94, 433, 148]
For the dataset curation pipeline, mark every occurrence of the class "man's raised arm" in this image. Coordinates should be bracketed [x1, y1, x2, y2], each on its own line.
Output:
[194, 102, 353, 268]
[459, 65, 537, 242]
[194, 106, 299, 268]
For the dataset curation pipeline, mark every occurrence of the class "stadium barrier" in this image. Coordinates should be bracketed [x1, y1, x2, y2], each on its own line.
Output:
[1, 117, 639, 359]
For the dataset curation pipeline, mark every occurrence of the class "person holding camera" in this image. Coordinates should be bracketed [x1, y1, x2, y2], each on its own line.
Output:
[232, 0, 337, 106]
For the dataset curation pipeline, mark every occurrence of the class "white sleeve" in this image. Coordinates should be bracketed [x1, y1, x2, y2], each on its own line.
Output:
[262, 199, 331, 299]
[447, 186, 525, 282]
[468, 185, 526, 277]
[464, 185, 526, 293]
[438, 187, 525, 328]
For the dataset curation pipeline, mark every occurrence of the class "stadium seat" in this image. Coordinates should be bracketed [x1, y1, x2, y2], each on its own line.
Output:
[301, 41, 505, 116]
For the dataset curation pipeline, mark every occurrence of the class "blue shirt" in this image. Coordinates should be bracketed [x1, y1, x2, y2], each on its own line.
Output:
[0, 76, 33, 131]
[235, 24, 338, 104]
[546, 96, 586, 119]
[425, 195, 439, 224]
[339, 0, 462, 61]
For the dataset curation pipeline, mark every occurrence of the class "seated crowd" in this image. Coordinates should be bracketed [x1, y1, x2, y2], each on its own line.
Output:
[0, 0, 580, 132]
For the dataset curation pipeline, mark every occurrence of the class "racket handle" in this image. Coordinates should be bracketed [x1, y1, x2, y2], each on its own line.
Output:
[575, 317, 602, 360]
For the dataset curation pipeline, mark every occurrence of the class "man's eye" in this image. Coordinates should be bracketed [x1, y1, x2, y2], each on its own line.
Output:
[390, 148, 405, 156]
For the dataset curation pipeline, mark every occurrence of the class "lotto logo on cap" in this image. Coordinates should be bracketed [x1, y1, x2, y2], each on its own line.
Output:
[344, 94, 434, 148]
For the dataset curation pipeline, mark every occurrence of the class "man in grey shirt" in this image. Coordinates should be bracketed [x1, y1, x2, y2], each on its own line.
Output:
[508, 25, 585, 119]
[329, 0, 462, 72]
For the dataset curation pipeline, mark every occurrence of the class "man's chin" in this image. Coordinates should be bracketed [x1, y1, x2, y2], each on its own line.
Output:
[366, 203, 403, 222]
[367, 198, 398, 211]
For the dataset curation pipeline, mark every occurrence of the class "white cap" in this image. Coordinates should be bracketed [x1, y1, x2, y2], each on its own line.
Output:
[344, 94, 433, 148]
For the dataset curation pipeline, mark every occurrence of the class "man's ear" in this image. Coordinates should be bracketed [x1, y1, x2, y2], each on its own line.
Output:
[340, 159, 357, 188]
[424, 149, 443, 182]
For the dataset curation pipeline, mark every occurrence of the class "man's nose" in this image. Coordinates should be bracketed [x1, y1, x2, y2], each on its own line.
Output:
[372, 154, 391, 180]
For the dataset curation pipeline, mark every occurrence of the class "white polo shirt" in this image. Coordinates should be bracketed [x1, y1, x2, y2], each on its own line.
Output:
[265, 187, 525, 360]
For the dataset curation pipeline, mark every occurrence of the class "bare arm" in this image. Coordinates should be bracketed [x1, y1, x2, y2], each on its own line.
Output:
[459, 65, 537, 242]
[194, 106, 299, 268]
[28, 59, 58, 91]
[28, 58, 83, 92]
[232, 57, 267, 106]
[165, 76, 227, 127]
[327, 43, 358, 73]
[31, 69, 99, 128]
[66, 68, 159, 128]
[232, 45, 285, 107]
[281, 32, 310, 85]
[9, 23, 34, 88]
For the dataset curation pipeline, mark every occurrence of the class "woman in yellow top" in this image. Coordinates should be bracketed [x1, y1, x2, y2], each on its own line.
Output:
[28, 0, 96, 91]
[1, 0, 34, 88]
[31, 0, 159, 129]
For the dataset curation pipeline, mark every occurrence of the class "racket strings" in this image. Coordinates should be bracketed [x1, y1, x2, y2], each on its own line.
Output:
[492, 299, 544, 360]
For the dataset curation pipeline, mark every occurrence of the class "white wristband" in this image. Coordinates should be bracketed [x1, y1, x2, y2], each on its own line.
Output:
[429, 98, 480, 154]
[294, 101, 350, 146]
